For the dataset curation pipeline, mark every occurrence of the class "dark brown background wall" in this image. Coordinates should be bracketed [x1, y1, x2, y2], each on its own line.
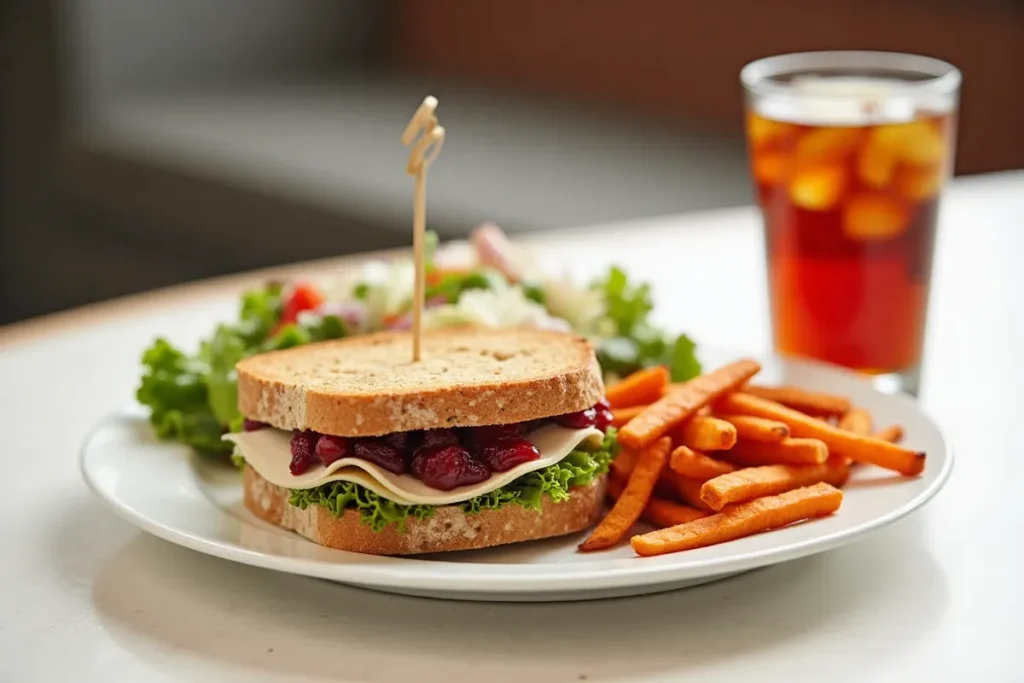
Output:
[393, 0, 1024, 175]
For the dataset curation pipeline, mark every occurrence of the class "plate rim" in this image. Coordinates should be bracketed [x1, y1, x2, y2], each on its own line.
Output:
[81, 354, 954, 595]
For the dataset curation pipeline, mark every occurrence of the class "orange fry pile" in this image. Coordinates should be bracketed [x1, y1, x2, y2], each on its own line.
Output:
[579, 360, 923, 557]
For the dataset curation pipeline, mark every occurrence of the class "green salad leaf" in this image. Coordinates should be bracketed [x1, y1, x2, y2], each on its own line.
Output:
[136, 339, 227, 454]
[288, 429, 619, 532]
[599, 266, 653, 337]
[668, 333, 700, 383]
[136, 283, 346, 455]
[593, 266, 701, 382]
[522, 282, 546, 305]
[425, 270, 494, 304]
[201, 325, 249, 427]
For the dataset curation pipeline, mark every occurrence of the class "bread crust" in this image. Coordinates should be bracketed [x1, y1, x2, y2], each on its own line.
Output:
[243, 465, 607, 555]
[237, 328, 604, 436]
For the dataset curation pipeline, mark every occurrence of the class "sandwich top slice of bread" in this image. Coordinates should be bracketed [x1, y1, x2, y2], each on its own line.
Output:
[237, 327, 604, 437]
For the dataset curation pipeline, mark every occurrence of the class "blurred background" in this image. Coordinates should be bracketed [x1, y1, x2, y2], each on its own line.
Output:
[2, 0, 1021, 324]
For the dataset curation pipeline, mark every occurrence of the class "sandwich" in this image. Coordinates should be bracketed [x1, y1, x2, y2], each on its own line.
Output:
[226, 327, 619, 555]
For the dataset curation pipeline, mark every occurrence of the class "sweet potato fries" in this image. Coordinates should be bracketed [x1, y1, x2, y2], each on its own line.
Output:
[716, 393, 925, 476]
[579, 359, 927, 557]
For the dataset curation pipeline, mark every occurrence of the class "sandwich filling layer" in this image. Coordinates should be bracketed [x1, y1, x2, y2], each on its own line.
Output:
[226, 424, 604, 507]
[236, 427, 618, 532]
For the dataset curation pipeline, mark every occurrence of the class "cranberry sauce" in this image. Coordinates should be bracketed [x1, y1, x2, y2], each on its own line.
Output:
[411, 444, 490, 490]
[352, 439, 406, 475]
[277, 400, 611, 486]
[553, 398, 613, 431]
[289, 430, 319, 475]
[314, 434, 350, 466]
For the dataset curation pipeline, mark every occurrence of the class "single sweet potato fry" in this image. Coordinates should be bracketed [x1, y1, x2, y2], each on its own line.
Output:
[580, 437, 671, 551]
[606, 366, 670, 409]
[670, 445, 736, 481]
[716, 393, 925, 475]
[609, 447, 639, 482]
[676, 416, 738, 451]
[631, 483, 844, 556]
[716, 414, 790, 442]
[619, 360, 761, 450]
[838, 408, 873, 435]
[606, 478, 706, 527]
[723, 437, 829, 466]
[611, 405, 645, 428]
[874, 425, 904, 443]
[742, 385, 851, 417]
[663, 390, 725, 416]
[700, 461, 850, 510]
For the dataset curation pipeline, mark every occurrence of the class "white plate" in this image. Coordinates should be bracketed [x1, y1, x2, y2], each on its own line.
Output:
[81, 349, 951, 602]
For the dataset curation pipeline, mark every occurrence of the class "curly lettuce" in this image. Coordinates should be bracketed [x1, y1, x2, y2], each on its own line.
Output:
[136, 339, 227, 454]
[593, 266, 701, 382]
[289, 481, 437, 533]
[136, 283, 346, 455]
[288, 429, 619, 532]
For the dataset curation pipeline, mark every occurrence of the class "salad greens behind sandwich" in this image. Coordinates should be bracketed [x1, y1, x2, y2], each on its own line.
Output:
[136, 226, 698, 536]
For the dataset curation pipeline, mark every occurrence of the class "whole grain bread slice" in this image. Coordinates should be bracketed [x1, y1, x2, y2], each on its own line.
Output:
[237, 327, 604, 437]
[243, 465, 607, 555]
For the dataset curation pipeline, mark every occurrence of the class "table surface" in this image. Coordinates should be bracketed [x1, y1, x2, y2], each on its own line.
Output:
[2, 170, 1022, 683]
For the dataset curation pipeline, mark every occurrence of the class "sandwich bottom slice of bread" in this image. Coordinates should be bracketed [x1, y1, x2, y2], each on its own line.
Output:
[244, 465, 608, 555]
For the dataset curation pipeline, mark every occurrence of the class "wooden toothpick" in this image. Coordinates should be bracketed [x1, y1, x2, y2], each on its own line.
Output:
[402, 96, 445, 362]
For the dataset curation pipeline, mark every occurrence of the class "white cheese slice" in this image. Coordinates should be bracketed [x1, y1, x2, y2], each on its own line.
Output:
[225, 424, 604, 506]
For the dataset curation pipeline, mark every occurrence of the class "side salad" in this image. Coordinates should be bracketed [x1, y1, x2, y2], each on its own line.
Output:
[137, 225, 700, 456]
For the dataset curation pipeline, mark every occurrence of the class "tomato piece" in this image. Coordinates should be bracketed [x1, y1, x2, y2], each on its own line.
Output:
[279, 283, 325, 325]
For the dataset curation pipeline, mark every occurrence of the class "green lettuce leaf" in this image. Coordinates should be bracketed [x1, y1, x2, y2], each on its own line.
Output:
[667, 334, 700, 383]
[136, 338, 228, 455]
[598, 266, 652, 337]
[594, 267, 701, 382]
[424, 269, 506, 304]
[290, 483, 437, 533]
[201, 325, 249, 426]
[287, 429, 619, 532]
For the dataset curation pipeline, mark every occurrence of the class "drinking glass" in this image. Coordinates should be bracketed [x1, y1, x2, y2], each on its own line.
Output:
[741, 51, 961, 395]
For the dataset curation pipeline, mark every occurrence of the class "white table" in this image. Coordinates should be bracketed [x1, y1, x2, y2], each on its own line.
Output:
[3, 171, 1022, 682]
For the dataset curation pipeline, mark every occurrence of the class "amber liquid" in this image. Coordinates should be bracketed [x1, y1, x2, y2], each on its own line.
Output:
[748, 111, 953, 374]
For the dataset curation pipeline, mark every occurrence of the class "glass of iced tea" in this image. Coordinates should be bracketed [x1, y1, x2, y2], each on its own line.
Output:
[741, 52, 960, 395]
